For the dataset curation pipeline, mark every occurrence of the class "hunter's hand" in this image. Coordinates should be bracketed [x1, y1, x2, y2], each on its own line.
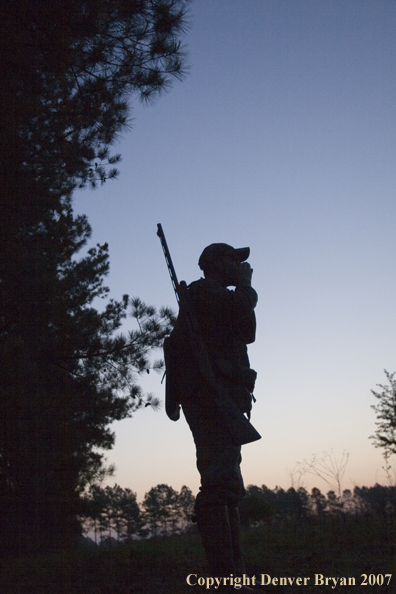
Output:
[237, 262, 253, 285]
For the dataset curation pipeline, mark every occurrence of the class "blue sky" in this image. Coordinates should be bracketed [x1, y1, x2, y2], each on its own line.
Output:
[75, 0, 396, 501]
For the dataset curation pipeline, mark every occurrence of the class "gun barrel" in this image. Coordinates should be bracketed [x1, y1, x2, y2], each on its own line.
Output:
[157, 223, 179, 302]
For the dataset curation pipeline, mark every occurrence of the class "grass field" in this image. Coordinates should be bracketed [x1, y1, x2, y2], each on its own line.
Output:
[1, 513, 395, 594]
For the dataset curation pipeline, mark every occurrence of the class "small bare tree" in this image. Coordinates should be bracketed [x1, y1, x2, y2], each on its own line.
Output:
[286, 464, 306, 491]
[296, 450, 349, 498]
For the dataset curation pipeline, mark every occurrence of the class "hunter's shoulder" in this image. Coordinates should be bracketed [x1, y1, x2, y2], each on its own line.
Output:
[189, 278, 228, 295]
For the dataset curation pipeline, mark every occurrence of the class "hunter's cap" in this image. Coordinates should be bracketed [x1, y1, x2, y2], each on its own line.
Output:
[198, 243, 250, 271]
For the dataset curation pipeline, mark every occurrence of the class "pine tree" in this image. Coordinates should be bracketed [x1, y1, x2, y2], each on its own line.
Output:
[142, 484, 180, 536]
[0, 0, 188, 554]
[0, 202, 174, 553]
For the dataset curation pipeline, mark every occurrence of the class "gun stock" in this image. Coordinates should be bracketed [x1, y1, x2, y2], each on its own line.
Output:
[215, 396, 262, 446]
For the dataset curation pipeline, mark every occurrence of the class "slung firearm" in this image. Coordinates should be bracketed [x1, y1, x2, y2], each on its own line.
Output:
[157, 223, 261, 446]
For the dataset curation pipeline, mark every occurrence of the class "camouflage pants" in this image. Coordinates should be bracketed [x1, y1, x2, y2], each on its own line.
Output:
[182, 399, 245, 509]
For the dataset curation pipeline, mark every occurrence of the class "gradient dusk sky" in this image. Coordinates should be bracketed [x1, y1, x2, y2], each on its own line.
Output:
[75, 0, 396, 502]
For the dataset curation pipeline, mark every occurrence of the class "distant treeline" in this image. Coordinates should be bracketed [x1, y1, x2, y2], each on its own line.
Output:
[81, 482, 396, 545]
[82, 484, 195, 544]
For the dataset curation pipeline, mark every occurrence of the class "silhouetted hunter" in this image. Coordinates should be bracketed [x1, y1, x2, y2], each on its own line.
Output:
[158, 227, 260, 590]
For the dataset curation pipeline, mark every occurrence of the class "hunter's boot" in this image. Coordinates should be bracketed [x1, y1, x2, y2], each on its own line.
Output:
[196, 506, 257, 593]
[228, 506, 266, 592]
[196, 505, 235, 577]
[227, 505, 246, 576]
